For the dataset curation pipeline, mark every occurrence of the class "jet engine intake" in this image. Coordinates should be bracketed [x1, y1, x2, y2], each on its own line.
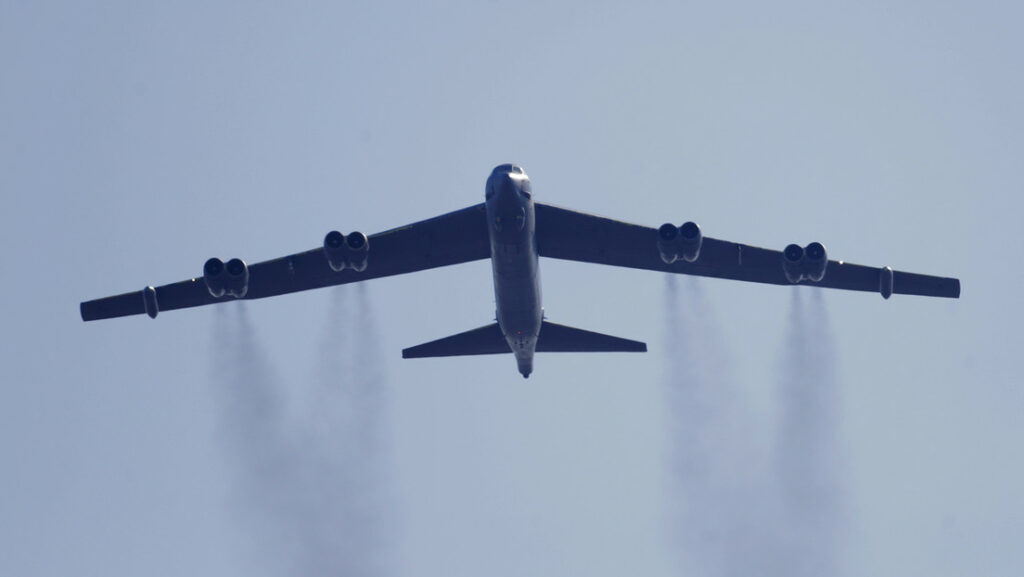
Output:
[657, 223, 680, 264]
[657, 221, 703, 264]
[345, 231, 369, 272]
[803, 242, 828, 282]
[323, 230, 370, 272]
[324, 230, 347, 272]
[782, 244, 805, 284]
[781, 242, 828, 283]
[203, 257, 227, 298]
[224, 258, 249, 298]
[678, 221, 703, 262]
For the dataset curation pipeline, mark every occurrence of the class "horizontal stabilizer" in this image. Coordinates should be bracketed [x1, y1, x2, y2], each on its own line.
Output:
[402, 320, 647, 359]
[536, 321, 647, 353]
[402, 323, 510, 358]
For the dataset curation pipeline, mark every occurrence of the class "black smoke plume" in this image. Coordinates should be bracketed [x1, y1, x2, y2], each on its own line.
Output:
[209, 285, 391, 576]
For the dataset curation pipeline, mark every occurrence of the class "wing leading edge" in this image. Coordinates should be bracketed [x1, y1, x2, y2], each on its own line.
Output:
[81, 203, 490, 321]
[534, 202, 960, 299]
[82, 198, 961, 323]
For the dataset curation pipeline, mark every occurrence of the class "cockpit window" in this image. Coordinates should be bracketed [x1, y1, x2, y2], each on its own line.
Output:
[492, 163, 524, 176]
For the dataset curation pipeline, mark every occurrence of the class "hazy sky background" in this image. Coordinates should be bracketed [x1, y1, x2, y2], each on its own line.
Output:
[2, 1, 1021, 576]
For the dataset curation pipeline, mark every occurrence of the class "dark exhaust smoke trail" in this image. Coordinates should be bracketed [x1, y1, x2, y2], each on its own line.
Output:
[774, 288, 845, 576]
[210, 287, 391, 576]
[307, 283, 391, 577]
[662, 276, 776, 577]
[210, 303, 301, 576]
[663, 281, 847, 576]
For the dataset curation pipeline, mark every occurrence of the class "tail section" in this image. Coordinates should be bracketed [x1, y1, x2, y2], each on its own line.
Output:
[401, 320, 646, 362]
[536, 321, 647, 353]
[402, 323, 509, 358]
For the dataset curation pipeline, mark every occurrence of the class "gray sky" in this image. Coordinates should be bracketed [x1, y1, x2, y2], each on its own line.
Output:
[2, 1, 1021, 576]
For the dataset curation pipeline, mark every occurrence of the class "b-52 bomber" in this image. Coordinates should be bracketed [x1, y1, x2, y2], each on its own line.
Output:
[81, 164, 961, 377]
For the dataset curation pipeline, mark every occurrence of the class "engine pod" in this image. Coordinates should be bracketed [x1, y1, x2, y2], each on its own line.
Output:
[782, 244, 805, 284]
[324, 230, 347, 272]
[203, 257, 227, 298]
[345, 231, 369, 272]
[803, 242, 828, 282]
[224, 258, 249, 298]
[678, 221, 702, 263]
[656, 223, 680, 264]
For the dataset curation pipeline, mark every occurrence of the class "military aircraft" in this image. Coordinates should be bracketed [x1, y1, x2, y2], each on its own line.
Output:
[81, 164, 961, 377]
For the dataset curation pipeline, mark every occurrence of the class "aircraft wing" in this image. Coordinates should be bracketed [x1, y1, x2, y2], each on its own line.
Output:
[81, 203, 490, 321]
[534, 203, 960, 299]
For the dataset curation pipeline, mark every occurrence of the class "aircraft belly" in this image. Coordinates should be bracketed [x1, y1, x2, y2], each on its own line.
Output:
[485, 186, 540, 377]
[493, 254, 541, 339]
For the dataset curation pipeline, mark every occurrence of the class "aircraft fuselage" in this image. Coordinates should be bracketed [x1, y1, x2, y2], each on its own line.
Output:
[485, 164, 540, 377]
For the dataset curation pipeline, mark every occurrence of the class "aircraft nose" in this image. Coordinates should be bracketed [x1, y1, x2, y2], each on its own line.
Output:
[495, 172, 513, 191]
[496, 177, 523, 209]
[487, 172, 518, 204]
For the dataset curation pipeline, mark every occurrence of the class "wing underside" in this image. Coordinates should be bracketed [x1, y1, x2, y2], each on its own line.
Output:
[82, 198, 961, 324]
[534, 202, 960, 299]
[81, 203, 490, 321]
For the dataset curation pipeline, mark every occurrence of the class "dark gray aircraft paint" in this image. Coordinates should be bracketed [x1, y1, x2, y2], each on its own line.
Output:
[486, 164, 543, 377]
[81, 164, 961, 377]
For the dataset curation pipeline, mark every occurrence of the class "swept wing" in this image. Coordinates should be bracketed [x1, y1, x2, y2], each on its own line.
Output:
[81, 203, 489, 321]
[535, 203, 959, 299]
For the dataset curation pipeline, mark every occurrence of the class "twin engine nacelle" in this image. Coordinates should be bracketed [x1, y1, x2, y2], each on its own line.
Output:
[203, 257, 249, 298]
[657, 221, 703, 264]
[782, 242, 828, 284]
[323, 230, 369, 272]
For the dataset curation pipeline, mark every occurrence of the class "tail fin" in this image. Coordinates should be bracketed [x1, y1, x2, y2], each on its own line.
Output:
[536, 321, 647, 353]
[402, 323, 509, 358]
[401, 320, 646, 359]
